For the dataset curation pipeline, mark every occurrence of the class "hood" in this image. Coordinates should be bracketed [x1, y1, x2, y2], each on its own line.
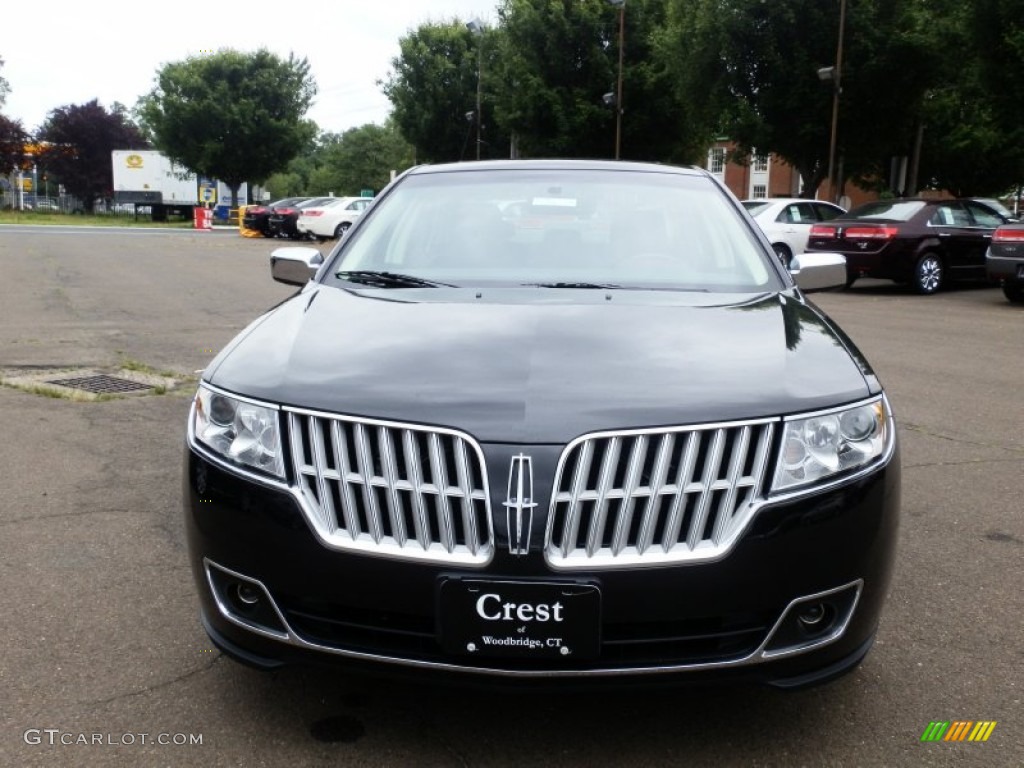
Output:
[208, 286, 873, 444]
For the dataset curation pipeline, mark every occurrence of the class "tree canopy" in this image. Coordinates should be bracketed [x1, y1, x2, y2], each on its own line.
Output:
[137, 48, 317, 206]
[308, 123, 414, 197]
[382, 21, 501, 162]
[37, 100, 147, 211]
[381, 0, 1023, 198]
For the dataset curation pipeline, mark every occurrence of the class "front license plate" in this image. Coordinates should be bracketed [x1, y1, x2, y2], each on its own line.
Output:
[439, 579, 601, 660]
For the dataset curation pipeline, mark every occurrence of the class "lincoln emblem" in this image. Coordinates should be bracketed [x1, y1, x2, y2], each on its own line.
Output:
[503, 454, 536, 556]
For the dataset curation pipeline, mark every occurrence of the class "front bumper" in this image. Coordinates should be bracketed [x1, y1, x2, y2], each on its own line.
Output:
[183, 441, 900, 688]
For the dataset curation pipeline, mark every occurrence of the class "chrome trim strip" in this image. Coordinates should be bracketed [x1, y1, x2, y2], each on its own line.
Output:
[759, 580, 864, 660]
[203, 559, 291, 642]
[205, 561, 865, 678]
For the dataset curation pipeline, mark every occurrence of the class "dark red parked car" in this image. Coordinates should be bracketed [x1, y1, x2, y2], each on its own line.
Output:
[242, 197, 310, 238]
[267, 197, 337, 240]
[806, 199, 1010, 294]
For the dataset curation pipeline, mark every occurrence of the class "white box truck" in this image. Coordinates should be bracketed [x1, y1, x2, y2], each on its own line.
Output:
[112, 150, 248, 221]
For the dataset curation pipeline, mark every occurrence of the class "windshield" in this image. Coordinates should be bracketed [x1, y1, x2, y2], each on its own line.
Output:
[329, 169, 778, 292]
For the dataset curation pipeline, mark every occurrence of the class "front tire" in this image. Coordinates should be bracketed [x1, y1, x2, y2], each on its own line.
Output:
[913, 253, 944, 294]
[1002, 280, 1024, 304]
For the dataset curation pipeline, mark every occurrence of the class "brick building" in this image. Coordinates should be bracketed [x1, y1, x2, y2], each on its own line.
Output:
[705, 139, 878, 209]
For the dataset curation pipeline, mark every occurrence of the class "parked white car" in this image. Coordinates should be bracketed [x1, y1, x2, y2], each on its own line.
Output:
[741, 198, 846, 267]
[296, 196, 373, 241]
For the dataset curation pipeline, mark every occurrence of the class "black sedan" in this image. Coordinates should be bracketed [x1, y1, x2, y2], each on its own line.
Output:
[986, 223, 1024, 303]
[242, 197, 309, 237]
[806, 198, 1009, 294]
[185, 160, 900, 689]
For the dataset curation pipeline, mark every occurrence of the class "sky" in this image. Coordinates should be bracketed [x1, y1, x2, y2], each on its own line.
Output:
[1, 1, 501, 135]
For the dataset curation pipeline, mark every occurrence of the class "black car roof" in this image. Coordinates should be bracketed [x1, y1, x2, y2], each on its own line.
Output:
[406, 159, 707, 177]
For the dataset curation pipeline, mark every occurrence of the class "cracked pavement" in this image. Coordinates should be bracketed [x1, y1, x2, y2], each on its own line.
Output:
[0, 227, 1021, 766]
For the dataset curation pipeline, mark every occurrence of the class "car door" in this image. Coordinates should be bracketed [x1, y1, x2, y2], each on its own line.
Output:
[772, 202, 819, 254]
[962, 201, 1007, 275]
[927, 202, 979, 276]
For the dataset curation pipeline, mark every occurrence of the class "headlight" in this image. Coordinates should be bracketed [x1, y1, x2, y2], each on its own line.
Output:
[772, 397, 891, 492]
[192, 384, 284, 478]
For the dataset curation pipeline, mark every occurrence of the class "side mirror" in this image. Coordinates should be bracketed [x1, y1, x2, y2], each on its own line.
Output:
[789, 252, 847, 292]
[271, 247, 324, 286]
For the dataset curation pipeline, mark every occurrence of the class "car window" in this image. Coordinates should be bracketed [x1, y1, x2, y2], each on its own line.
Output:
[965, 202, 1004, 228]
[812, 203, 843, 222]
[333, 170, 778, 293]
[742, 201, 771, 216]
[929, 204, 971, 227]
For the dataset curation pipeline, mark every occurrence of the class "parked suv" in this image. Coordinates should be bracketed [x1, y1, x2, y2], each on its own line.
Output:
[986, 224, 1024, 303]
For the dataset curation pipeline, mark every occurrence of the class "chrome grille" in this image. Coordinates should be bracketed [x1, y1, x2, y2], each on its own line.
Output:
[287, 410, 493, 565]
[545, 420, 775, 568]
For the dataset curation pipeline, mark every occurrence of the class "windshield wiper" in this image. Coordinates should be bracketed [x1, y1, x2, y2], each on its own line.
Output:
[337, 270, 455, 288]
[525, 281, 623, 289]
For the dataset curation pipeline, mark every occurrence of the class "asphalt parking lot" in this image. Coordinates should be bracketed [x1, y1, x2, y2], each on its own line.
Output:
[1, 225, 1021, 767]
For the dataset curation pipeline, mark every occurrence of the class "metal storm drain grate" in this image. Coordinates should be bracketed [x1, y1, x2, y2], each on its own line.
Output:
[46, 374, 155, 395]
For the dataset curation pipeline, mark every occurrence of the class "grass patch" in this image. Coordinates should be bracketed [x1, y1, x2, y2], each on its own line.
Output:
[0, 380, 116, 402]
[0, 210, 194, 228]
[118, 356, 170, 376]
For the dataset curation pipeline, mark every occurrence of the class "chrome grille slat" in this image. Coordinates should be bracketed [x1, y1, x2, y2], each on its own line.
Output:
[378, 426, 407, 548]
[586, 436, 622, 558]
[635, 433, 675, 555]
[429, 433, 456, 554]
[547, 421, 775, 568]
[562, 439, 595, 559]
[353, 423, 384, 544]
[288, 410, 493, 565]
[687, 428, 725, 550]
[661, 431, 700, 552]
[331, 420, 362, 539]
[402, 429, 431, 551]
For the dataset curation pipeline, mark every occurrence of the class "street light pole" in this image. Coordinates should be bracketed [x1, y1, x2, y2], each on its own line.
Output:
[825, 0, 846, 203]
[608, 0, 625, 160]
[467, 19, 485, 161]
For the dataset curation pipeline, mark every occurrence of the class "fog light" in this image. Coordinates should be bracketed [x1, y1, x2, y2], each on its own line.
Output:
[235, 583, 261, 606]
[797, 603, 828, 628]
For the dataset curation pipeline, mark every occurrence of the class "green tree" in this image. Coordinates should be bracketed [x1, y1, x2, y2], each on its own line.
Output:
[1, 57, 29, 180]
[37, 99, 147, 212]
[945, 0, 1024, 194]
[664, 0, 937, 196]
[491, 0, 619, 158]
[383, 21, 497, 162]
[0, 114, 28, 176]
[137, 48, 317, 207]
[308, 123, 414, 196]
